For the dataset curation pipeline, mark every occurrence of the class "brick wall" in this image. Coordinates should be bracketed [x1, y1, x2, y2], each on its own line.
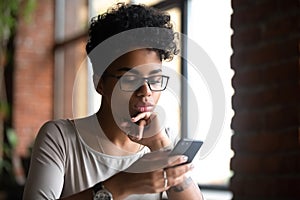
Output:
[230, 0, 300, 199]
[13, 0, 54, 157]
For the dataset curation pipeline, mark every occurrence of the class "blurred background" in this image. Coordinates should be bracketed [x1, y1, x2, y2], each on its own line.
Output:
[0, 0, 299, 200]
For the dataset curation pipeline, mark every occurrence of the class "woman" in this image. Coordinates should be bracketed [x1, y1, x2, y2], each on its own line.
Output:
[23, 3, 203, 200]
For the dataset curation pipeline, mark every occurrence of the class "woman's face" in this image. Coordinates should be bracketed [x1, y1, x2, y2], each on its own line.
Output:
[98, 49, 163, 121]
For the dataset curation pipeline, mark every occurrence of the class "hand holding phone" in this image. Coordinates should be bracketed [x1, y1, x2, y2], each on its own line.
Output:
[168, 139, 203, 164]
[126, 139, 202, 172]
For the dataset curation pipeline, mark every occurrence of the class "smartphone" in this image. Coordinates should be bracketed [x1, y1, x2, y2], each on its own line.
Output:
[168, 138, 203, 164]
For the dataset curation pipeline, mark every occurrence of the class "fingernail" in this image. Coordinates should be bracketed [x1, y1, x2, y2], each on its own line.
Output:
[190, 164, 194, 170]
[182, 155, 188, 162]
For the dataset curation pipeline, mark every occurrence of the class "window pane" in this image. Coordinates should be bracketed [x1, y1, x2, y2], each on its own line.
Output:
[131, 0, 164, 6]
[54, 40, 87, 119]
[64, 0, 88, 39]
[159, 6, 182, 137]
[89, 0, 130, 17]
[187, 0, 234, 188]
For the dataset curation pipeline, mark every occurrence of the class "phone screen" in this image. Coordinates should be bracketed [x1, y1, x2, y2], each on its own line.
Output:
[168, 139, 203, 164]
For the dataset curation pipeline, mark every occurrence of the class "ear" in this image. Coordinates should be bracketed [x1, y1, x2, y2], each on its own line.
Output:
[96, 77, 105, 95]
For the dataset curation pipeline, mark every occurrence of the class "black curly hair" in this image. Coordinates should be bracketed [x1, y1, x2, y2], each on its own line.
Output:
[86, 3, 179, 61]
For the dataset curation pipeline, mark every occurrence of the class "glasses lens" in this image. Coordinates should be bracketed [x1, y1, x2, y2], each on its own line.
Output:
[148, 76, 164, 90]
[120, 75, 140, 91]
[120, 75, 169, 91]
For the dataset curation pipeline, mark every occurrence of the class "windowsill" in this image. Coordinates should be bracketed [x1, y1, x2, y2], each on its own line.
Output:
[161, 185, 232, 200]
[201, 188, 232, 200]
[200, 185, 232, 200]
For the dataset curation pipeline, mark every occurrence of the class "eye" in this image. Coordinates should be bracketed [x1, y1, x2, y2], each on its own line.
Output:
[121, 75, 139, 83]
[148, 76, 162, 84]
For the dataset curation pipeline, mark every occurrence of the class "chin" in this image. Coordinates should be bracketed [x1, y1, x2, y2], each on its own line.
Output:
[129, 111, 138, 118]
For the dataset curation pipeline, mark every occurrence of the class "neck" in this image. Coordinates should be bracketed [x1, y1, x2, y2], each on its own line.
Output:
[96, 104, 140, 152]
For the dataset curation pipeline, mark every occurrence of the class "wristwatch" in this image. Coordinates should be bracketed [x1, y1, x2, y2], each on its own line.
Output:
[92, 182, 113, 200]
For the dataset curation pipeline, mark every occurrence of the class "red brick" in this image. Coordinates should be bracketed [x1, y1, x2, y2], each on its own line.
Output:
[277, 1, 300, 12]
[231, 68, 263, 88]
[232, 12, 299, 51]
[262, 14, 299, 40]
[232, 83, 298, 111]
[264, 106, 298, 130]
[231, 130, 299, 154]
[231, 38, 298, 69]
[232, 59, 298, 88]
[230, 175, 300, 198]
[231, 151, 300, 174]
[231, 111, 264, 132]
[231, 1, 277, 29]
[232, 14, 299, 51]
[230, 1, 300, 199]
[13, 0, 54, 157]
[231, 26, 261, 49]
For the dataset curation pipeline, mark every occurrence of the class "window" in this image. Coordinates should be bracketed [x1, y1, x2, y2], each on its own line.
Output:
[54, 0, 88, 119]
[187, 0, 233, 199]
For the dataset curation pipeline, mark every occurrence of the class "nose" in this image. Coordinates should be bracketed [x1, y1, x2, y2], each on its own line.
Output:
[136, 82, 152, 97]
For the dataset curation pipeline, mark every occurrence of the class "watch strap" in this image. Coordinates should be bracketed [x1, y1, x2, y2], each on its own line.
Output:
[92, 181, 113, 200]
[93, 182, 104, 194]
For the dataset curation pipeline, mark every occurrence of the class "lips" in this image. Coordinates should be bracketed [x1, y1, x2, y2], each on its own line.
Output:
[135, 103, 154, 112]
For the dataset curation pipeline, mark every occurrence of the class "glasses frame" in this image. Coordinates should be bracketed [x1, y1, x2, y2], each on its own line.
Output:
[103, 74, 170, 92]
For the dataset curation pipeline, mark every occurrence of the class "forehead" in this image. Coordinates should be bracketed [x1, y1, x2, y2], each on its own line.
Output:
[107, 49, 162, 74]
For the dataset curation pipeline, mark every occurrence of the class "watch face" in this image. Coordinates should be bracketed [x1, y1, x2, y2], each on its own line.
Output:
[94, 190, 112, 200]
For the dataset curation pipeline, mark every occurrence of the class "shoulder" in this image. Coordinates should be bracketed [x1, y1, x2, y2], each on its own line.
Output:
[34, 119, 75, 149]
[40, 119, 73, 131]
[29, 119, 77, 170]
[38, 119, 73, 137]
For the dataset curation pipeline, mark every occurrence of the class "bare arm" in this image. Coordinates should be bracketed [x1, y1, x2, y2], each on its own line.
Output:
[167, 177, 203, 200]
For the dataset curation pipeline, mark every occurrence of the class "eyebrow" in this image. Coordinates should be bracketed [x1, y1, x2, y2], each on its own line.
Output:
[149, 69, 162, 75]
[117, 67, 137, 74]
[117, 67, 162, 75]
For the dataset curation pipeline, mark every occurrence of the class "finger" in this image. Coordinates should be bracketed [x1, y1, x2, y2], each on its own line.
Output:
[167, 155, 188, 167]
[163, 170, 168, 188]
[119, 121, 131, 134]
[131, 112, 152, 122]
[126, 120, 145, 141]
[164, 164, 194, 187]
[138, 119, 147, 140]
[172, 167, 194, 187]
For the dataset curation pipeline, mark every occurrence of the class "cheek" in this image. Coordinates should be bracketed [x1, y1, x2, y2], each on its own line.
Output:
[111, 91, 132, 111]
[109, 94, 132, 121]
[153, 92, 161, 104]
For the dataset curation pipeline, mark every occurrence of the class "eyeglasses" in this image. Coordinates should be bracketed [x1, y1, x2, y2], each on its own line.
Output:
[104, 74, 169, 92]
